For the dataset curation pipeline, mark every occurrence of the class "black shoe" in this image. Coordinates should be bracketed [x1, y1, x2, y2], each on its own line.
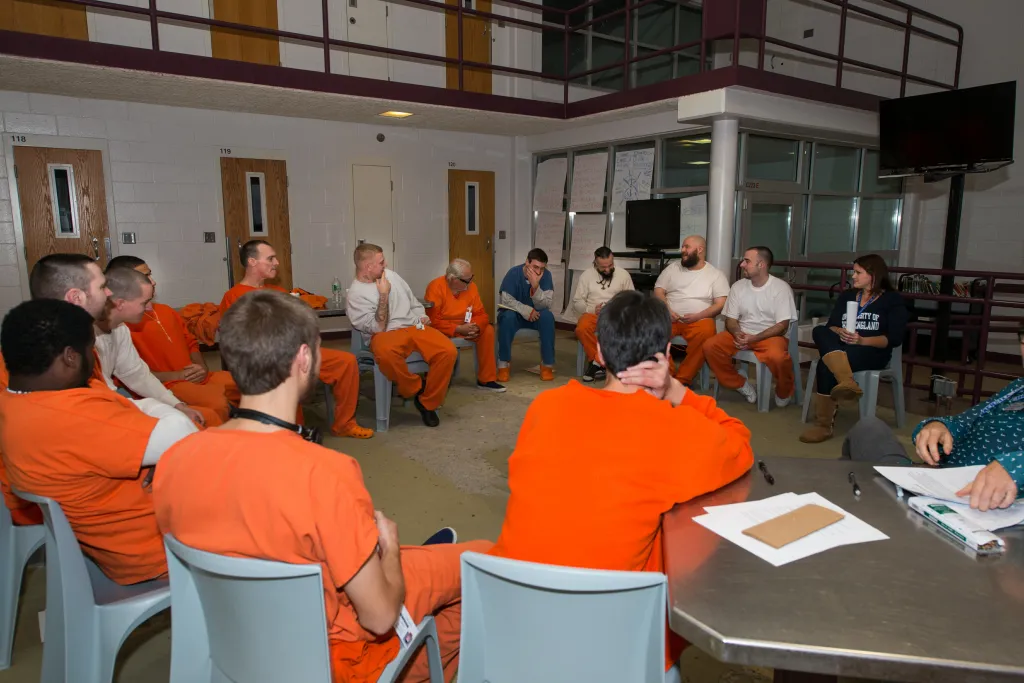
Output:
[477, 381, 507, 393]
[413, 390, 440, 427]
[582, 361, 601, 383]
[423, 527, 457, 545]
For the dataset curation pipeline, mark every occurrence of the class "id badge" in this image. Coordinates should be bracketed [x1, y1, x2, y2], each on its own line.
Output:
[1002, 401, 1024, 412]
[394, 606, 419, 648]
[464, 307, 473, 324]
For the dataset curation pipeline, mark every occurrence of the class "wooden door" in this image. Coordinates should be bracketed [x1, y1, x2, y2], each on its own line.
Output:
[445, 0, 492, 94]
[220, 157, 293, 290]
[211, 0, 280, 66]
[448, 170, 495, 319]
[0, 0, 88, 39]
[12, 146, 110, 274]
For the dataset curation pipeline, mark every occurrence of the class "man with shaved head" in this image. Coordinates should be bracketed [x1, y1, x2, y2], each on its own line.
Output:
[653, 235, 730, 386]
[423, 258, 505, 392]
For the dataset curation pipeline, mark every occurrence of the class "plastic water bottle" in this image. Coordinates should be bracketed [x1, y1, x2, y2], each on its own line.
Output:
[331, 277, 342, 307]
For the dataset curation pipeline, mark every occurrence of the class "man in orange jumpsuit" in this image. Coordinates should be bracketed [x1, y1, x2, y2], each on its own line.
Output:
[108, 255, 240, 424]
[489, 290, 753, 673]
[0, 299, 196, 584]
[347, 244, 457, 428]
[220, 240, 372, 439]
[423, 258, 505, 393]
[154, 290, 491, 682]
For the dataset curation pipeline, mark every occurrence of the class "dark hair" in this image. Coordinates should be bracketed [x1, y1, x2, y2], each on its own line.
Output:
[219, 290, 320, 395]
[596, 291, 671, 375]
[104, 266, 150, 301]
[354, 242, 383, 266]
[1, 299, 95, 377]
[29, 253, 95, 301]
[747, 246, 774, 268]
[106, 255, 147, 271]
[594, 246, 613, 259]
[526, 248, 549, 265]
[854, 253, 893, 293]
[240, 239, 273, 268]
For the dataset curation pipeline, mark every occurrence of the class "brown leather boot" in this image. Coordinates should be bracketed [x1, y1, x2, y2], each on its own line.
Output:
[822, 350, 863, 404]
[800, 394, 838, 443]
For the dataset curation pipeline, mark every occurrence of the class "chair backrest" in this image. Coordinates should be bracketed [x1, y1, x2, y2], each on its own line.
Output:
[787, 319, 799, 358]
[888, 343, 903, 370]
[459, 552, 667, 683]
[163, 535, 333, 683]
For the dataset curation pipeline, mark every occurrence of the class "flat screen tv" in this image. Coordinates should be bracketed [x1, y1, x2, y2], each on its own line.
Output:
[879, 81, 1016, 177]
[625, 198, 681, 250]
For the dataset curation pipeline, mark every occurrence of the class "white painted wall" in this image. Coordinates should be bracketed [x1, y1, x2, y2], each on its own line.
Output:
[0, 91, 515, 316]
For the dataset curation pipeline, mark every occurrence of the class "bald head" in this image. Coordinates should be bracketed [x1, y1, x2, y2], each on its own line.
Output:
[29, 253, 109, 320]
[680, 235, 707, 268]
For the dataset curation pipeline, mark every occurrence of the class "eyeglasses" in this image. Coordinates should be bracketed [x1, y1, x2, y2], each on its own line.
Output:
[458, 275, 474, 285]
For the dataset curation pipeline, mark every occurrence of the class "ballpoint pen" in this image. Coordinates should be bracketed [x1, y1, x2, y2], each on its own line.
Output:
[848, 471, 861, 497]
[758, 460, 774, 485]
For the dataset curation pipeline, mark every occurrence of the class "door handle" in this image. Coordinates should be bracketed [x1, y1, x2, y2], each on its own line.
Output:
[91, 237, 100, 261]
[485, 239, 491, 252]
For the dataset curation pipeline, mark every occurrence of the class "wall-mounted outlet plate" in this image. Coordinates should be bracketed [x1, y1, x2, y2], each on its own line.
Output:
[121, 232, 137, 245]
[498, 230, 507, 239]
[204, 232, 217, 243]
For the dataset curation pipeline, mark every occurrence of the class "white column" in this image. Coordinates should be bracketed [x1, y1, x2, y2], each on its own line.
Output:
[707, 117, 739, 272]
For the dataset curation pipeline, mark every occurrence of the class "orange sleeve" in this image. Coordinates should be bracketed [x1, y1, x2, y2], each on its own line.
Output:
[424, 279, 458, 337]
[219, 288, 240, 313]
[73, 392, 158, 479]
[470, 284, 490, 328]
[173, 309, 200, 355]
[311, 457, 380, 589]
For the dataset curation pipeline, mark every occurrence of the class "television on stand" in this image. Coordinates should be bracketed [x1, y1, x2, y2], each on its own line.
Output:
[625, 198, 681, 251]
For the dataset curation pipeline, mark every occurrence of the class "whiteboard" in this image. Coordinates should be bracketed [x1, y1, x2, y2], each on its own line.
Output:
[568, 213, 608, 271]
[533, 158, 567, 212]
[680, 194, 708, 239]
[611, 148, 654, 212]
[534, 212, 566, 263]
[569, 152, 609, 213]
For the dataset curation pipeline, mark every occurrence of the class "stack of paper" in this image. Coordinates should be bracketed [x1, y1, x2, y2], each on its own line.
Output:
[694, 493, 889, 566]
[874, 465, 1024, 531]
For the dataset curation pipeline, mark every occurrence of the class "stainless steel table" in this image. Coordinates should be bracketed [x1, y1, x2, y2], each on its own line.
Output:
[663, 457, 1024, 683]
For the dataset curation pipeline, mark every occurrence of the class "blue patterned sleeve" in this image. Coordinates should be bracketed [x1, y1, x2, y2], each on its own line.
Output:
[912, 379, 1024, 455]
[993, 450, 1024, 493]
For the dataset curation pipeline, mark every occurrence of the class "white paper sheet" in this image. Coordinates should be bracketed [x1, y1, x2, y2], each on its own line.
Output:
[533, 158, 567, 212]
[568, 214, 608, 271]
[534, 212, 566, 263]
[611, 148, 654, 212]
[693, 492, 889, 567]
[679, 194, 707, 239]
[875, 466, 1024, 531]
[570, 152, 609, 213]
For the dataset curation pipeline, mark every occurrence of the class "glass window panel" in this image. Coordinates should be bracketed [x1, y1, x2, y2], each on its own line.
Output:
[747, 136, 799, 182]
[857, 197, 901, 251]
[52, 167, 76, 235]
[634, 1, 674, 48]
[661, 134, 712, 188]
[677, 6, 701, 44]
[542, 0, 578, 25]
[466, 184, 478, 234]
[593, 0, 625, 38]
[806, 196, 856, 253]
[544, 31, 586, 77]
[674, 46, 703, 77]
[248, 175, 265, 235]
[591, 38, 624, 90]
[634, 49, 672, 87]
[862, 149, 903, 194]
[804, 268, 846, 321]
[747, 202, 792, 266]
[812, 144, 860, 192]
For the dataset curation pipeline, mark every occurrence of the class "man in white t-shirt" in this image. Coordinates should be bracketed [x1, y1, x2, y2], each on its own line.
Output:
[346, 243, 457, 427]
[653, 235, 730, 385]
[572, 246, 635, 382]
[704, 246, 797, 407]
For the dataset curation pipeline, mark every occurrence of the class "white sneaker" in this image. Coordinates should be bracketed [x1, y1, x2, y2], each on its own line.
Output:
[737, 382, 757, 404]
[774, 393, 792, 408]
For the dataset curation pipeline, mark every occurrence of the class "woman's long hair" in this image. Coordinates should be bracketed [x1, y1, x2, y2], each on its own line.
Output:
[854, 254, 893, 295]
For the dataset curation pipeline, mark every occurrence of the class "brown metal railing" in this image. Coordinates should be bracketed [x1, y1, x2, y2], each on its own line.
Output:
[778, 260, 1024, 405]
[1, 0, 963, 113]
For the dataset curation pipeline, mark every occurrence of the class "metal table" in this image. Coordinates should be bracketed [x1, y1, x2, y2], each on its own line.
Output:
[663, 457, 1024, 683]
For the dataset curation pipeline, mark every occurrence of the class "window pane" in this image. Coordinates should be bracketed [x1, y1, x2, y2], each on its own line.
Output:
[591, 38, 624, 90]
[748, 202, 792, 265]
[677, 6, 701, 44]
[542, 0, 578, 25]
[466, 184, 478, 234]
[806, 196, 855, 253]
[634, 1, 673, 48]
[812, 144, 860, 192]
[857, 197, 901, 251]
[593, 0, 625, 38]
[862, 150, 903, 194]
[634, 48, 672, 87]
[674, 46, 702, 77]
[544, 31, 586, 78]
[804, 268, 845, 321]
[661, 135, 712, 188]
[52, 168, 76, 235]
[747, 136, 799, 182]
[249, 176, 265, 234]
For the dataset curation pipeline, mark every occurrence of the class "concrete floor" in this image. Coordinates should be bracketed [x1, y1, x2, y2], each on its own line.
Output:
[0, 331, 981, 683]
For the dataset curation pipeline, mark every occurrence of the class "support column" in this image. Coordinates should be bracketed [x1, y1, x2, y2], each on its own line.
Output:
[707, 117, 740, 272]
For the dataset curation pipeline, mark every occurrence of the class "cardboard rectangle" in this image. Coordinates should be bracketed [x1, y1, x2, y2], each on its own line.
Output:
[742, 504, 845, 549]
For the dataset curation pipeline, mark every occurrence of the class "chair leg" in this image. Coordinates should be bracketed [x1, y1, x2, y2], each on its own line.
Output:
[576, 343, 586, 377]
[0, 547, 17, 669]
[892, 373, 907, 428]
[322, 382, 335, 425]
[792, 354, 803, 406]
[373, 365, 392, 433]
[859, 373, 881, 420]
[756, 361, 771, 413]
[801, 360, 818, 424]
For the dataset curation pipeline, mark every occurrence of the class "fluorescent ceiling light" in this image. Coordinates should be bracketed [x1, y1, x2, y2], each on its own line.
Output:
[379, 111, 414, 119]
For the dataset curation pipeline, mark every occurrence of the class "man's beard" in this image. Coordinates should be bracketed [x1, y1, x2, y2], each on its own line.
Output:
[681, 253, 699, 268]
[75, 356, 94, 388]
[298, 362, 319, 404]
[598, 267, 614, 286]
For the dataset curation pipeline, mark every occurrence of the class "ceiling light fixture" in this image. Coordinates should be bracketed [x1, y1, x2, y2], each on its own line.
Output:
[379, 111, 414, 119]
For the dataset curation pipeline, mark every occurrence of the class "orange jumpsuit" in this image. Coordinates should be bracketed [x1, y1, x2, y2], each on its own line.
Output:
[423, 276, 497, 384]
[703, 332, 795, 399]
[0, 387, 166, 585]
[669, 319, 718, 385]
[574, 313, 599, 365]
[154, 429, 492, 682]
[0, 360, 42, 526]
[220, 284, 364, 436]
[127, 303, 240, 424]
[490, 380, 753, 670]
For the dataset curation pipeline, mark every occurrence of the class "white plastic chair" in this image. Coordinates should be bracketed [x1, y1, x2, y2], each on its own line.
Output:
[0, 502, 44, 669]
[164, 535, 443, 683]
[458, 552, 681, 683]
[350, 333, 430, 432]
[801, 344, 906, 428]
[14, 490, 170, 683]
[713, 320, 802, 412]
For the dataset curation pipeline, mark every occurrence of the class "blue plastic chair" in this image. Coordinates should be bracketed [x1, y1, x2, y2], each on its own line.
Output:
[801, 344, 906, 428]
[164, 534, 443, 683]
[0, 502, 44, 669]
[713, 320, 803, 412]
[350, 333, 430, 432]
[14, 490, 170, 683]
[450, 336, 478, 383]
[458, 552, 681, 683]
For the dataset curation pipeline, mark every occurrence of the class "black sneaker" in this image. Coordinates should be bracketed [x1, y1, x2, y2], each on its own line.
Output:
[477, 381, 507, 393]
[592, 366, 607, 382]
[422, 527, 457, 545]
[582, 361, 602, 383]
[413, 390, 440, 427]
